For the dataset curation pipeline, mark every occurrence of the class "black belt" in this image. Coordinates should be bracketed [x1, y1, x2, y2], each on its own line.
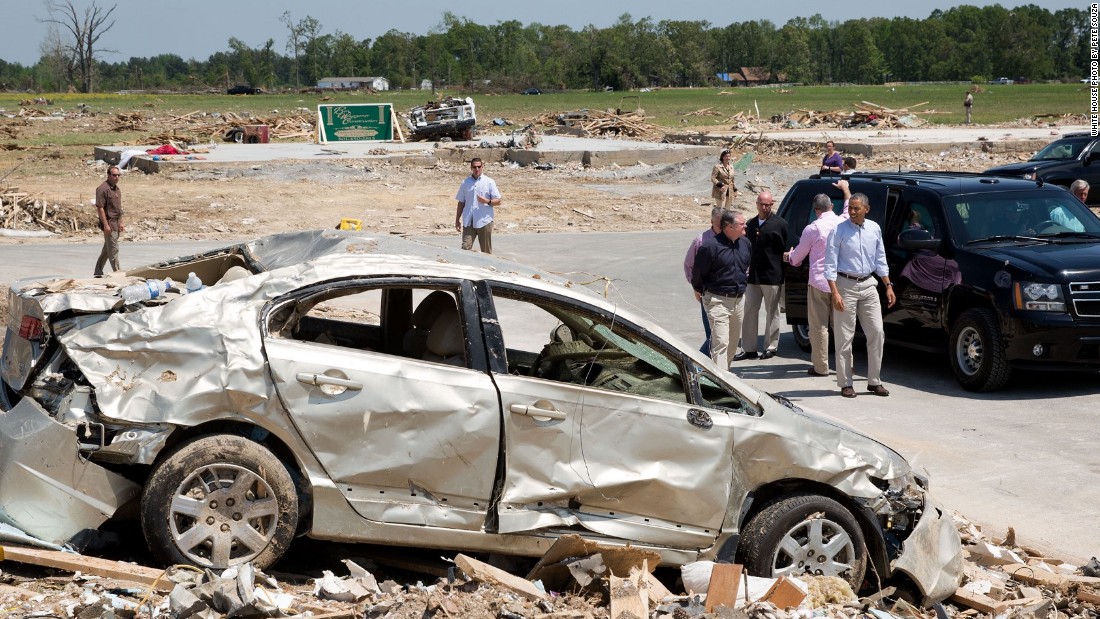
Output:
[838, 272, 873, 282]
[707, 291, 744, 298]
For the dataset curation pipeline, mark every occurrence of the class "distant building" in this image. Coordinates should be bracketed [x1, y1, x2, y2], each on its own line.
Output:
[316, 77, 390, 91]
[715, 68, 787, 87]
[420, 79, 433, 91]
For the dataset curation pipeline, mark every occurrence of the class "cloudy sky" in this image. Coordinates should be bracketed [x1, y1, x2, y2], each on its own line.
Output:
[1, 0, 1085, 66]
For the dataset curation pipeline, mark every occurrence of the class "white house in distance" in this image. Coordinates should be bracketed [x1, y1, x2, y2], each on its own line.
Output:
[316, 77, 390, 91]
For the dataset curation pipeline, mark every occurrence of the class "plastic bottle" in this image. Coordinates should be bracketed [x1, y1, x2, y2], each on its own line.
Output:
[185, 272, 203, 294]
[119, 279, 169, 305]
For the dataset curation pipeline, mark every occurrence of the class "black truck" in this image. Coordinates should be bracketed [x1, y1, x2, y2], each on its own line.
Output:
[984, 132, 1100, 206]
[778, 172, 1100, 391]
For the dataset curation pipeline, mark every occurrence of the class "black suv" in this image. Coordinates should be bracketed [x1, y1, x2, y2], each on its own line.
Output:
[779, 172, 1100, 391]
[984, 132, 1100, 205]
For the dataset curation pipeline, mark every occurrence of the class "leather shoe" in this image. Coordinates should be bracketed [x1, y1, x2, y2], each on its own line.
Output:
[760, 349, 776, 360]
[807, 368, 828, 376]
[733, 351, 758, 361]
[867, 384, 890, 397]
[840, 386, 856, 398]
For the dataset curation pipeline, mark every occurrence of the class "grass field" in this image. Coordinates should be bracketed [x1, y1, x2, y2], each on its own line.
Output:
[0, 83, 1090, 144]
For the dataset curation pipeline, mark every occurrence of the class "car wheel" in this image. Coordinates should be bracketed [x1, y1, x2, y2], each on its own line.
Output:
[791, 324, 812, 353]
[229, 129, 244, 143]
[141, 435, 298, 570]
[739, 493, 868, 590]
[949, 308, 1011, 392]
[461, 127, 475, 141]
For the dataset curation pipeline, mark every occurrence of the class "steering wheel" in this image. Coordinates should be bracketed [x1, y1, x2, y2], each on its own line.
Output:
[1032, 219, 1060, 233]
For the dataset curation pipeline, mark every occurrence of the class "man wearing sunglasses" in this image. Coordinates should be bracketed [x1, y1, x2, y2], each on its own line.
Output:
[94, 166, 125, 277]
[454, 158, 502, 254]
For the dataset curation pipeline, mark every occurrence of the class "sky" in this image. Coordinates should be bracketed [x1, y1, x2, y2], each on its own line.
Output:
[0, 0, 1086, 66]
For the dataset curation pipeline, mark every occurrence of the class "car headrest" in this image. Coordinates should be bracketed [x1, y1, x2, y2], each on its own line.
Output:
[412, 291, 456, 329]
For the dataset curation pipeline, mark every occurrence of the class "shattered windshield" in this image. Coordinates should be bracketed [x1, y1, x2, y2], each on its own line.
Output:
[1030, 138, 1090, 161]
[946, 191, 1100, 244]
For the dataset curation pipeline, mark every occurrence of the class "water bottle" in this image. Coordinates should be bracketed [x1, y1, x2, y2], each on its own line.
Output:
[119, 279, 169, 305]
[185, 272, 203, 294]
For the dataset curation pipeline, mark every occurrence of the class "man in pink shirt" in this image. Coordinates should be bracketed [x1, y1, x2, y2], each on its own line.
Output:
[684, 207, 725, 355]
[784, 180, 850, 376]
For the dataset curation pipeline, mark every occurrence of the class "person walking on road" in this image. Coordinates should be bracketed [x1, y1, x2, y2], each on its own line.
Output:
[94, 165, 125, 277]
[824, 191, 895, 398]
[710, 149, 737, 208]
[691, 211, 751, 370]
[964, 92, 973, 125]
[684, 207, 725, 356]
[785, 180, 851, 376]
[737, 192, 787, 361]
[455, 157, 502, 254]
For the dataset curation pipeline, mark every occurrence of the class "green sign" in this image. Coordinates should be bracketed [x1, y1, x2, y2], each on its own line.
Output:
[317, 103, 394, 143]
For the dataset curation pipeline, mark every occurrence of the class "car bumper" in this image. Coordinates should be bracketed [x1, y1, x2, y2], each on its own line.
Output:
[1004, 315, 1100, 369]
[891, 497, 963, 605]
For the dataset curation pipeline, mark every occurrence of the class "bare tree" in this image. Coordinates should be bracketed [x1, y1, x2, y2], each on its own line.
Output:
[41, 0, 117, 93]
[38, 22, 76, 92]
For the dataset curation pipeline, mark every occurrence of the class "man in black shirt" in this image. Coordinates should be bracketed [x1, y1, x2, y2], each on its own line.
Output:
[738, 192, 789, 361]
[691, 211, 751, 370]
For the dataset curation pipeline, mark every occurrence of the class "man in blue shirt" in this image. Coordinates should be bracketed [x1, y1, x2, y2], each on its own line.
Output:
[824, 193, 896, 398]
[455, 158, 502, 253]
[691, 211, 751, 370]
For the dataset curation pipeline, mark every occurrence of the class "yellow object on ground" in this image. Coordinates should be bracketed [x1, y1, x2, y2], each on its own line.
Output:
[338, 218, 362, 231]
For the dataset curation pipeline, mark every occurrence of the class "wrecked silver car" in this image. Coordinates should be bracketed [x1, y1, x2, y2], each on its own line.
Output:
[0, 230, 961, 603]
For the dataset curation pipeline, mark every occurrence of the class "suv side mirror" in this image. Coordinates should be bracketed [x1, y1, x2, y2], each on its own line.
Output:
[1087, 151, 1100, 162]
[898, 228, 941, 250]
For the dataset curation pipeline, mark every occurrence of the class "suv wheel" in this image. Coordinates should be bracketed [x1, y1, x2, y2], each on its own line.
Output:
[141, 435, 299, 569]
[949, 308, 1011, 392]
[738, 493, 868, 590]
[792, 324, 812, 353]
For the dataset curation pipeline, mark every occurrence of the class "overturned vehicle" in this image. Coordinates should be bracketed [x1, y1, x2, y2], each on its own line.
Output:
[0, 231, 961, 603]
[405, 96, 476, 141]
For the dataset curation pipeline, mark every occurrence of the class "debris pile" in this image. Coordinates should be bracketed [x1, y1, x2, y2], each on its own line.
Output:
[775, 100, 935, 129]
[120, 110, 316, 145]
[538, 108, 662, 139]
[1, 185, 94, 234]
[1, 518, 1097, 619]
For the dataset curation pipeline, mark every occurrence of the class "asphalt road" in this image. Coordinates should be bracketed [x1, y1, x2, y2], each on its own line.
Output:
[2, 230, 1096, 564]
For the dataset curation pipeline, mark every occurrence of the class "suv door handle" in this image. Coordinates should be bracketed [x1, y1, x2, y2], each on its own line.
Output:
[296, 372, 363, 390]
[509, 403, 566, 421]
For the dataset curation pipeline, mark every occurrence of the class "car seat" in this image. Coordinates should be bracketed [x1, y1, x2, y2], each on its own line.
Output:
[423, 303, 466, 366]
[403, 291, 456, 358]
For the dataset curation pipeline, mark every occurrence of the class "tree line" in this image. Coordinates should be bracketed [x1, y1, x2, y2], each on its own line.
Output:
[0, 4, 1091, 93]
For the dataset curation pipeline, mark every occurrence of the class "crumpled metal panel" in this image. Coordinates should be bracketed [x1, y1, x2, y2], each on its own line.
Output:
[0, 398, 140, 544]
[891, 497, 964, 604]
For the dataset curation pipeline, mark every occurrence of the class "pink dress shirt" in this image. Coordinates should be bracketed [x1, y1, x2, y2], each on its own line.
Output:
[788, 206, 850, 293]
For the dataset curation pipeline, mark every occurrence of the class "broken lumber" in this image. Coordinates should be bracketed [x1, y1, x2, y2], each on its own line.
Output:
[455, 553, 547, 601]
[0, 545, 169, 590]
[609, 568, 648, 619]
[704, 563, 742, 612]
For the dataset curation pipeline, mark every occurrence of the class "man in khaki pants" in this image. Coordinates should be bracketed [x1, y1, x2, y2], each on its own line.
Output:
[824, 192, 896, 398]
[690, 211, 751, 370]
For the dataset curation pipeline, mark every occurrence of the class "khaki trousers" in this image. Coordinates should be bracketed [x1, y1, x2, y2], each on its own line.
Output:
[742, 284, 781, 353]
[705, 291, 744, 370]
[715, 192, 733, 209]
[94, 229, 120, 276]
[807, 286, 832, 374]
[832, 277, 885, 388]
[461, 222, 493, 254]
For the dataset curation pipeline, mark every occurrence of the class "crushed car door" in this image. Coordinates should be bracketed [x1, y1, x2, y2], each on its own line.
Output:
[477, 282, 734, 550]
[262, 278, 500, 532]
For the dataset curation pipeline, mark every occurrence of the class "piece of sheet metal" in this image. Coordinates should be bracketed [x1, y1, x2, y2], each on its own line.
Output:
[0, 398, 140, 544]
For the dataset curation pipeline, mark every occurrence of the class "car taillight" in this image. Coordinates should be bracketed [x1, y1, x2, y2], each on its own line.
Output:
[18, 316, 43, 341]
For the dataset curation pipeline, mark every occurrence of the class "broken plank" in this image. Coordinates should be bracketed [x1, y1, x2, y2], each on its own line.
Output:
[455, 554, 547, 601]
[1002, 564, 1067, 587]
[950, 588, 1001, 614]
[0, 545, 169, 590]
[1078, 588, 1100, 605]
[704, 563, 742, 612]
[609, 569, 648, 619]
[571, 208, 595, 219]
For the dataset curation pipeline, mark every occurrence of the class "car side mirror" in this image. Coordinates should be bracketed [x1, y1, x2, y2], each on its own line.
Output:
[897, 228, 941, 250]
[1087, 151, 1100, 163]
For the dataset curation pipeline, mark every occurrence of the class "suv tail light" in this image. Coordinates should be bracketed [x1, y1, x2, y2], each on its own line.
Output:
[18, 316, 43, 341]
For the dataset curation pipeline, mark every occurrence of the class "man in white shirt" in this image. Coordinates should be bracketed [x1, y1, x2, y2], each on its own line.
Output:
[455, 158, 502, 253]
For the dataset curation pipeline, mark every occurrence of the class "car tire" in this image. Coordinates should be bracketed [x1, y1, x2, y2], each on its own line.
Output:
[141, 435, 298, 570]
[792, 324, 812, 353]
[738, 493, 868, 590]
[949, 308, 1011, 392]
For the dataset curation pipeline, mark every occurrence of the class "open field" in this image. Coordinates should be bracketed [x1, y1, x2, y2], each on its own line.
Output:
[0, 83, 1090, 141]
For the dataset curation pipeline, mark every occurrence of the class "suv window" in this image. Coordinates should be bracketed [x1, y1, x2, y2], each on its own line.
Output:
[945, 191, 1097, 242]
[1031, 137, 1092, 161]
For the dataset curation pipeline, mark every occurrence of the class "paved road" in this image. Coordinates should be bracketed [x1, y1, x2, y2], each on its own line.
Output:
[3, 231, 1096, 563]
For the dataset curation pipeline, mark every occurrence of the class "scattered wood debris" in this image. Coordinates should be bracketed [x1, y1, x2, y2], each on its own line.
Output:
[535, 108, 662, 139]
[1, 184, 95, 233]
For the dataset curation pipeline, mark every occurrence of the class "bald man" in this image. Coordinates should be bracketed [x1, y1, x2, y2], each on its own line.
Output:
[736, 192, 789, 361]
